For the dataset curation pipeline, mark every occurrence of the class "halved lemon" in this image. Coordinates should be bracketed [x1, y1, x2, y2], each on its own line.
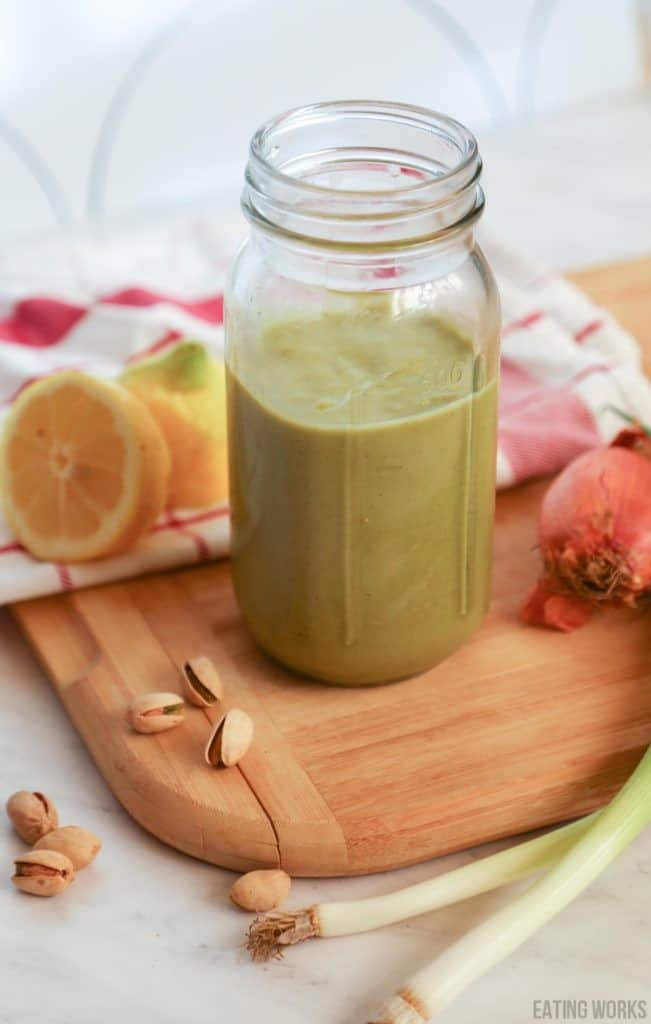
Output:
[0, 371, 170, 562]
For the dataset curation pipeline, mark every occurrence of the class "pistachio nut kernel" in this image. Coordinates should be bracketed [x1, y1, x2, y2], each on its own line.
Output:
[5, 790, 58, 844]
[12, 849, 75, 897]
[204, 712, 227, 766]
[182, 656, 223, 707]
[129, 692, 185, 734]
[34, 825, 102, 870]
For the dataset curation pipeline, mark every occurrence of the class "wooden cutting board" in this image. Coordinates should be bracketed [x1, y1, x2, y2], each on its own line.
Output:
[11, 258, 651, 878]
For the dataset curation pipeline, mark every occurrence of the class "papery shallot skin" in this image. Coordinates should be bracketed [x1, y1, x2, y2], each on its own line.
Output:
[538, 446, 651, 606]
[521, 581, 593, 631]
[522, 431, 651, 630]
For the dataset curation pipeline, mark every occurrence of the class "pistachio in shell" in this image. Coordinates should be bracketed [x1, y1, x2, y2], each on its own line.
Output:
[204, 708, 254, 768]
[34, 825, 102, 870]
[12, 849, 75, 897]
[129, 692, 185, 734]
[182, 656, 223, 707]
[5, 790, 58, 844]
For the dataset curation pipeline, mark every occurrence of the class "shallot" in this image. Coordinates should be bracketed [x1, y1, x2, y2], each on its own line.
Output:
[522, 425, 651, 630]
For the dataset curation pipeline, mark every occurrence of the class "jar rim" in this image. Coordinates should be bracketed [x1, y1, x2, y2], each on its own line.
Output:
[248, 100, 479, 201]
[243, 100, 484, 249]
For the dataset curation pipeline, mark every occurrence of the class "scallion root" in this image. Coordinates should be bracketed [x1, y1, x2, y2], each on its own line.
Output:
[247, 908, 319, 961]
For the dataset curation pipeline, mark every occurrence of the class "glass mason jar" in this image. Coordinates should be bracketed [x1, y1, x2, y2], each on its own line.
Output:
[226, 101, 500, 686]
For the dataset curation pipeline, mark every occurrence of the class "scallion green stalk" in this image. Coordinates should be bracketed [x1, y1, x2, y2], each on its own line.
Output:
[248, 812, 595, 960]
[368, 747, 651, 1023]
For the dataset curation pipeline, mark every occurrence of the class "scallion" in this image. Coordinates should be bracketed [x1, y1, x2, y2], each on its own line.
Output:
[248, 812, 595, 961]
[368, 747, 651, 1022]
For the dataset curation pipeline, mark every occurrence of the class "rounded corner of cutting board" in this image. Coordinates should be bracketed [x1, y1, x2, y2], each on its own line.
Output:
[108, 758, 283, 875]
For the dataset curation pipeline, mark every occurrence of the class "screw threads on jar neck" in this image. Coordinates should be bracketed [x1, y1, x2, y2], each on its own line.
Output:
[242, 101, 484, 251]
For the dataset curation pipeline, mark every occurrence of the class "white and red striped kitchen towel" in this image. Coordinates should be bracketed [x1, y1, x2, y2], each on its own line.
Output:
[0, 214, 649, 604]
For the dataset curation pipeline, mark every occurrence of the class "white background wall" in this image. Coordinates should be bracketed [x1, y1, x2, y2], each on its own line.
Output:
[0, 0, 644, 241]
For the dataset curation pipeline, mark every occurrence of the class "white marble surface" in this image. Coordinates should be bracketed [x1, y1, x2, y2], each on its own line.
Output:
[480, 90, 651, 271]
[2, 94, 651, 1024]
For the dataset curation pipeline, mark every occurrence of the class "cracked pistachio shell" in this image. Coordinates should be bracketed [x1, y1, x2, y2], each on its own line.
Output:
[129, 692, 185, 734]
[182, 656, 223, 707]
[204, 708, 254, 768]
[6, 790, 58, 844]
[34, 825, 102, 870]
[12, 849, 75, 897]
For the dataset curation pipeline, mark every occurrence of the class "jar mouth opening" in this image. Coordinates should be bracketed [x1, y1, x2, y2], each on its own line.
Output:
[249, 100, 479, 201]
[243, 100, 484, 248]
